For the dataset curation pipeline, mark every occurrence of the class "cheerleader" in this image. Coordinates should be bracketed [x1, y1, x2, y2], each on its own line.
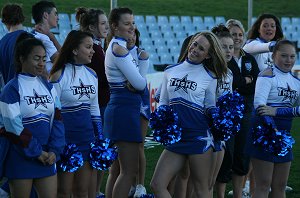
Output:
[247, 40, 300, 198]
[0, 38, 65, 198]
[243, 14, 284, 71]
[75, 7, 109, 197]
[210, 24, 234, 198]
[150, 32, 227, 198]
[103, 7, 146, 198]
[49, 30, 100, 198]
[127, 28, 149, 197]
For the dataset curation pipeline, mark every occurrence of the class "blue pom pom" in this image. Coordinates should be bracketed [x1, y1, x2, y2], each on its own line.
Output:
[89, 138, 118, 170]
[211, 91, 245, 141]
[252, 120, 295, 156]
[149, 105, 182, 146]
[59, 144, 84, 172]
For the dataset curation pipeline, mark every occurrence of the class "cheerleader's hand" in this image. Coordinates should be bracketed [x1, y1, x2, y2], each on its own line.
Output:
[38, 151, 49, 165]
[257, 105, 277, 116]
[46, 152, 56, 165]
[126, 81, 137, 92]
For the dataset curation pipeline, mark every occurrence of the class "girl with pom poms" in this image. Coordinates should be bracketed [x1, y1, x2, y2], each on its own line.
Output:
[150, 31, 228, 198]
[247, 40, 299, 198]
[49, 30, 101, 198]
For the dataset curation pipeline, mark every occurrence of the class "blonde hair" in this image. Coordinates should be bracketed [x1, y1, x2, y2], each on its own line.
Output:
[225, 19, 245, 35]
[180, 32, 227, 79]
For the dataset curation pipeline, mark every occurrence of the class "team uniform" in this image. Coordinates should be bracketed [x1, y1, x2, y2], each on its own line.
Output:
[243, 38, 276, 71]
[31, 30, 57, 73]
[87, 38, 109, 120]
[0, 73, 64, 179]
[51, 63, 101, 160]
[159, 59, 217, 154]
[104, 37, 146, 143]
[247, 65, 300, 162]
[129, 45, 150, 120]
[0, 30, 29, 88]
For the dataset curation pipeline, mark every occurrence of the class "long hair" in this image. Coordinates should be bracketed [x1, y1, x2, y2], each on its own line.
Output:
[247, 13, 283, 41]
[49, 30, 93, 76]
[179, 32, 227, 79]
[14, 38, 45, 73]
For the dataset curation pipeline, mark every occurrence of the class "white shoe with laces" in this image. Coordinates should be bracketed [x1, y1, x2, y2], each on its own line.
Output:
[133, 184, 147, 198]
[0, 188, 9, 198]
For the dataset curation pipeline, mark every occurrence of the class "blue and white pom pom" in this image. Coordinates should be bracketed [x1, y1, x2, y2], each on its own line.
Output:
[140, 194, 154, 198]
[89, 138, 118, 170]
[252, 120, 295, 156]
[59, 143, 84, 172]
[211, 91, 245, 141]
[149, 105, 182, 146]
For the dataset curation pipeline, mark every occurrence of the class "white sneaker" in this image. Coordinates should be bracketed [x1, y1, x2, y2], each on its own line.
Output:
[128, 185, 136, 197]
[242, 191, 251, 198]
[285, 185, 293, 192]
[228, 190, 233, 196]
[0, 188, 9, 198]
[133, 184, 147, 198]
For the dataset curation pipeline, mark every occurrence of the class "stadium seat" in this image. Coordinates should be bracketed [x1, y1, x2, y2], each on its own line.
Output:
[146, 15, 157, 24]
[291, 31, 300, 41]
[281, 17, 291, 26]
[157, 16, 169, 25]
[292, 17, 300, 24]
[183, 24, 196, 32]
[58, 13, 70, 23]
[172, 23, 184, 32]
[175, 31, 187, 39]
[143, 44, 156, 55]
[156, 45, 169, 54]
[169, 16, 180, 24]
[181, 16, 192, 24]
[153, 38, 166, 46]
[160, 23, 172, 32]
[135, 15, 145, 24]
[160, 53, 174, 64]
[149, 53, 160, 65]
[215, 16, 226, 25]
[166, 38, 179, 47]
[169, 45, 180, 57]
[204, 16, 215, 26]
[163, 31, 175, 39]
[192, 16, 203, 25]
[140, 37, 153, 48]
[147, 23, 160, 31]
[149, 30, 163, 39]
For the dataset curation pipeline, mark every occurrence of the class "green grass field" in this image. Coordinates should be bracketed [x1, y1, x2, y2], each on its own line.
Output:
[1, 0, 300, 197]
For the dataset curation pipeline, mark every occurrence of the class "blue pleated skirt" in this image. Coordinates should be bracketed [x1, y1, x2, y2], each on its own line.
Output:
[104, 85, 142, 142]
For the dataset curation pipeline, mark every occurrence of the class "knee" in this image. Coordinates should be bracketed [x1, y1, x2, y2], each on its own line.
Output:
[150, 178, 161, 194]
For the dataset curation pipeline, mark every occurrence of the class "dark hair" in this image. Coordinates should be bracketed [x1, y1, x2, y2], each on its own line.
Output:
[247, 13, 283, 41]
[108, 7, 133, 35]
[76, 7, 105, 32]
[14, 38, 46, 73]
[211, 24, 233, 40]
[50, 30, 93, 76]
[1, 3, 25, 26]
[273, 39, 296, 54]
[32, 0, 56, 24]
[135, 28, 140, 47]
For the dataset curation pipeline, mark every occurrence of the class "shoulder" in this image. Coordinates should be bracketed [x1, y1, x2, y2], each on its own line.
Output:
[112, 43, 129, 57]
[258, 67, 274, 77]
[138, 48, 149, 60]
[164, 62, 182, 71]
[84, 66, 98, 78]
[49, 69, 63, 83]
[203, 66, 217, 79]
